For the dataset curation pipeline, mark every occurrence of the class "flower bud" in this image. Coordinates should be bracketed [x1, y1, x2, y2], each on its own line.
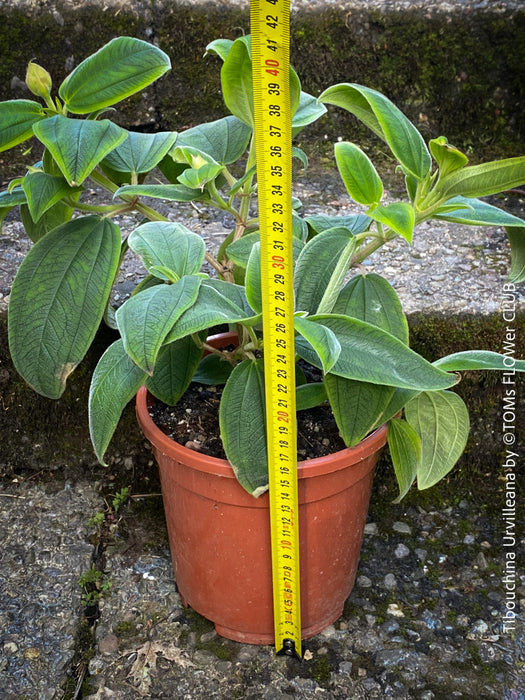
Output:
[26, 61, 52, 101]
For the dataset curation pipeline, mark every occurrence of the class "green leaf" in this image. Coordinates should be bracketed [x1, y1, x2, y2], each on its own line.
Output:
[176, 116, 251, 164]
[128, 222, 206, 280]
[0, 186, 27, 208]
[115, 183, 207, 202]
[206, 38, 234, 61]
[201, 278, 255, 316]
[305, 213, 371, 237]
[164, 284, 251, 344]
[219, 359, 268, 496]
[116, 276, 202, 374]
[33, 116, 127, 186]
[333, 273, 409, 344]
[8, 216, 121, 398]
[0, 100, 46, 152]
[20, 200, 74, 243]
[296, 314, 457, 391]
[146, 335, 203, 404]
[368, 202, 415, 243]
[429, 136, 468, 178]
[59, 37, 171, 114]
[433, 195, 525, 227]
[245, 241, 263, 313]
[328, 272, 408, 442]
[294, 227, 355, 314]
[89, 339, 147, 463]
[296, 382, 327, 411]
[435, 156, 525, 199]
[292, 146, 308, 170]
[387, 418, 421, 502]
[507, 227, 525, 283]
[405, 390, 470, 490]
[221, 38, 255, 126]
[334, 141, 383, 205]
[294, 315, 341, 374]
[319, 83, 432, 179]
[174, 147, 224, 190]
[292, 91, 327, 136]
[325, 373, 395, 446]
[102, 131, 177, 175]
[192, 353, 233, 385]
[22, 172, 80, 222]
[433, 350, 525, 373]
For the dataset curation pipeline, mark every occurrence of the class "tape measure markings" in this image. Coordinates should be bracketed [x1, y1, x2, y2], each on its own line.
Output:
[251, 0, 301, 657]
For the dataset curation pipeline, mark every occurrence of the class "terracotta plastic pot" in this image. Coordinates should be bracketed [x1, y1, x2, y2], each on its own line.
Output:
[136, 333, 388, 645]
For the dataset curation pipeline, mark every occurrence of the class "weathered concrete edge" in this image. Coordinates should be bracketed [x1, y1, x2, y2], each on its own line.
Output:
[1, 312, 523, 478]
[0, 1, 523, 155]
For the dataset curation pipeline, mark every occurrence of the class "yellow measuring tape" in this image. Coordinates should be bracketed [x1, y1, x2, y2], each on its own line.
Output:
[251, 0, 301, 657]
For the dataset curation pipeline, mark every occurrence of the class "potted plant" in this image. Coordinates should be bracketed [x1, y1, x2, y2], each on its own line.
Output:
[1, 36, 524, 644]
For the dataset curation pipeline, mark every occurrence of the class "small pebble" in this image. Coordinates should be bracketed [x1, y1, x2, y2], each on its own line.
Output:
[395, 543, 410, 559]
[384, 573, 397, 590]
[393, 521, 412, 535]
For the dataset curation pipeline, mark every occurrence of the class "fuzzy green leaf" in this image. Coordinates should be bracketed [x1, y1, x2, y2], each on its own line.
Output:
[9, 216, 121, 398]
[192, 353, 233, 386]
[219, 359, 268, 496]
[89, 339, 147, 464]
[294, 315, 341, 374]
[116, 276, 202, 374]
[319, 83, 432, 179]
[294, 227, 355, 314]
[33, 116, 127, 186]
[296, 314, 457, 391]
[128, 221, 206, 281]
[59, 37, 171, 114]
[146, 335, 203, 404]
[507, 227, 525, 283]
[333, 273, 409, 344]
[433, 350, 525, 373]
[436, 156, 525, 199]
[102, 131, 177, 175]
[405, 390, 470, 490]
[176, 116, 251, 164]
[335, 141, 383, 205]
[387, 418, 421, 502]
[368, 202, 415, 243]
[22, 172, 80, 222]
[0, 100, 46, 152]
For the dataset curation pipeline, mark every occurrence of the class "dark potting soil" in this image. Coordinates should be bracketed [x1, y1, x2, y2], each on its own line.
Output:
[149, 381, 347, 461]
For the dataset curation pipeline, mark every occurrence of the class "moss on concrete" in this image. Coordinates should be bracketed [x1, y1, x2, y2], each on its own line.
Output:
[0, 2, 523, 156]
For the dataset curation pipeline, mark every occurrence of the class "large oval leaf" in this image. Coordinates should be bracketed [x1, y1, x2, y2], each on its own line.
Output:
[319, 83, 432, 180]
[116, 276, 202, 374]
[292, 91, 327, 136]
[294, 227, 355, 314]
[335, 141, 383, 205]
[102, 131, 177, 175]
[89, 339, 148, 464]
[325, 373, 395, 447]
[164, 284, 252, 344]
[221, 38, 255, 126]
[219, 359, 268, 496]
[9, 216, 121, 398]
[296, 314, 457, 391]
[33, 116, 127, 186]
[20, 200, 74, 243]
[176, 116, 252, 164]
[0, 99, 46, 152]
[146, 334, 203, 404]
[433, 350, 525, 373]
[436, 156, 525, 200]
[333, 273, 409, 344]
[405, 390, 470, 490]
[59, 37, 171, 114]
[115, 183, 207, 202]
[22, 171, 80, 222]
[128, 221, 206, 281]
[294, 315, 341, 374]
[507, 227, 525, 283]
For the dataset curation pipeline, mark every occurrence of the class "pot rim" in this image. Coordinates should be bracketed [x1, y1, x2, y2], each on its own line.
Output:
[136, 384, 388, 481]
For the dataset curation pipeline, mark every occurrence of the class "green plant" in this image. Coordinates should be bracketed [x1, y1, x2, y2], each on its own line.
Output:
[1, 36, 525, 499]
[78, 565, 112, 607]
